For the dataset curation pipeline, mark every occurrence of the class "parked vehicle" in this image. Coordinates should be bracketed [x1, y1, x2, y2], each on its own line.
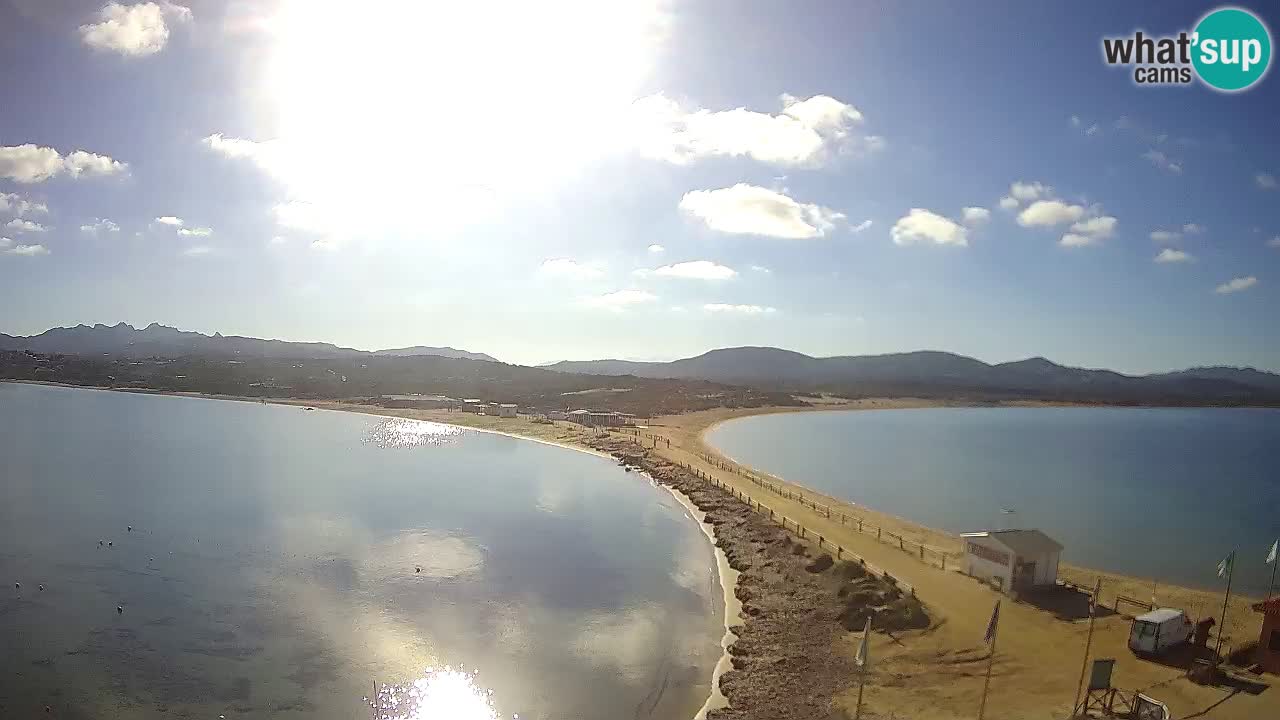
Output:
[1129, 608, 1193, 655]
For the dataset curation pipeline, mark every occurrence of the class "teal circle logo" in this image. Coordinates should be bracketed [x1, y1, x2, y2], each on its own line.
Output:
[1192, 7, 1272, 91]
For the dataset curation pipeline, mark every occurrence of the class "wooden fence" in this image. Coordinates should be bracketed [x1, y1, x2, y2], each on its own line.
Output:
[690, 450, 953, 572]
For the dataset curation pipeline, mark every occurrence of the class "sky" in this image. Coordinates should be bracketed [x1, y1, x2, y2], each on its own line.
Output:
[0, 0, 1277, 372]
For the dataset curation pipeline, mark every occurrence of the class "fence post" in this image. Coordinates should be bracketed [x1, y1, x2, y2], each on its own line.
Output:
[942, 556, 947, 571]
[919, 545, 924, 561]
[837, 546, 842, 560]
[877, 528, 882, 540]
[858, 519, 863, 533]
[899, 537, 904, 551]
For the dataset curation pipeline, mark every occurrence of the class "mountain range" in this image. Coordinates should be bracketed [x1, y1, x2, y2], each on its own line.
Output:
[547, 347, 1280, 404]
[0, 323, 498, 362]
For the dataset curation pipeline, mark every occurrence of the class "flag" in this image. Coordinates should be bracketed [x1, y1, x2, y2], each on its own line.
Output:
[1217, 551, 1235, 578]
[1089, 578, 1101, 617]
[984, 600, 1001, 645]
[1267, 540, 1278, 565]
[855, 615, 872, 669]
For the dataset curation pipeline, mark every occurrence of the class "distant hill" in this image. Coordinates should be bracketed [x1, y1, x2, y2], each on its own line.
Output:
[0, 323, 496, 363]
[547, 347, 1280, 405]
[373, 346, 497, 362]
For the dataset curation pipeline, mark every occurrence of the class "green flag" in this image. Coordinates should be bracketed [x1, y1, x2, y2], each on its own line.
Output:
[1217, 551, 1235, 578]
[1267, 540, 1278, 565]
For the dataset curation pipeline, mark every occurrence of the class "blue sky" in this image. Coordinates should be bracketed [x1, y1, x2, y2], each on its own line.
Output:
[1, 0, 1277, 371]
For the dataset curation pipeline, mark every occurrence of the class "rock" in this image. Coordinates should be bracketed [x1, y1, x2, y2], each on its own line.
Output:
[804, 553, 834, 573]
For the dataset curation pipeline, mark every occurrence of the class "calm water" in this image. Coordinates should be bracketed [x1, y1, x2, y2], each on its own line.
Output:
[708, 407, 1280, 596]
[0, 383, 723, 719]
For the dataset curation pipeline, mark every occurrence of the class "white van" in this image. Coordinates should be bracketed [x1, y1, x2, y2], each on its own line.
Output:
[1128, 608, 1193, 655]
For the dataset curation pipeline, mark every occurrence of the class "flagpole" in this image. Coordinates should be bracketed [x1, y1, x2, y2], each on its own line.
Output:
[855, 615, 871, 720]
[1071, 578, 1102, 717]
[1268, 542, 1278, 602]
[978, 617, 998, 720]
[855, 666, 867, 720]
[1214, 550, 1235, 665]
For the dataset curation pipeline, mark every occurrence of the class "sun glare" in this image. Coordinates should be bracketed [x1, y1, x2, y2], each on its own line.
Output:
[261, 0, 667, 229]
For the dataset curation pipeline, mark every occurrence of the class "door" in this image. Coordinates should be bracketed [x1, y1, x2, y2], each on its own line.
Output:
[1015, 560, 1036, 591]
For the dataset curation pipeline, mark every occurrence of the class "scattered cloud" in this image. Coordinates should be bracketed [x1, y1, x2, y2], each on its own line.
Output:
[1086, 123, 1100, 136]
[890, 208, 968, 247]
[1182, 223, 1204, 235]
[703, 303, 777, 314]
[652, 260, 737, 280]
[1150, 229, 1180, 242]
[1257, 172, 1278, 190]
[1142, 149, 1182, 175]
[1059, 233, 1099, 247]
[1068, 215, 1117, 239]
[181, 245, 213, 257]
[154, 215, 184, 226]
[1268, 236, 1280, 248]
[850, 219, 873, 233]
[1, 237, 50, 256]
[961, 207, 990, 226]
[630, 93, 879, 167]
[998, 196, 1019, 211]
[5, 218, 47, 233]
[178, 226, 212, 237]
[750, 265, 771, 273]
[1070, 115, 1080, 128]
[1017, 200, 1086, 227]
[646, 243, 665, 253]
[80, 2, 192, 57]
[1009, 181, 1051, 203]
[679, 184, 845, 239]
[540, 258, 604, 279]
[0, 144, 127, 183]
[80, 218, 121, 234]
[1215, 276, 1257, 294]
[1155, 248, 1193, 263]
[583, 289, 657, 310]
[0, 192, 48, 217]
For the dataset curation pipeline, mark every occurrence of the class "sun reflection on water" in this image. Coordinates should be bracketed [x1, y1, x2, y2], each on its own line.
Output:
[365, 419, 465, 449]
[368, 667, 514, 720]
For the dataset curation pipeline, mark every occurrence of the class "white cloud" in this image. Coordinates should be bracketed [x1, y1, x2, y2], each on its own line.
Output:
[1070, 115, 1080, 127]
[998, 196, 1019, 211]
[652, 260, 737, 280]
[961, 207, 990, 226]
[0, 237, 8, 250]
[80, 2, 192, 57]
[154, 215, 184, 226]
[1059, 233, 1099, 247]
[703, 303, 777, 314]
[750, 265, 771, 273]
[0, 144, 127, 183]
[0, 192, 48, 217]
[1182, 223, 1204, 234]
[850, 219, 873, 233]
[181, 245, 213, 257]
[1009, 181, 1051, 203]
[1142, 149, 1182, 175]
[5, 218, 47, 233]
[1068, 215, 1117, 239]
[64, 150, 128, 178]
[630, 93, 878, 167]
[890, 208, 968, 247]
[1268, 236, 1280, 248]
[1257, 172, 1278, 190]
[201, 134, 287, 177]
[80, 218, 121, 234]
[1150, 229, 1180, 242]
[1215, 276, 1257, 294]
[1017, 200, 1086, 227]
[1, 237, 50, 256]
[583, 289, 657, 310]
[646, 243, 665, 253]
[1155, 248, 1193, 263]
[0, 145, 66, 183]
[679, 184, 844, 239]
[540, 258, 604, 279]
[178, 226, 212, 237]
[1086, 124, 1100, 136]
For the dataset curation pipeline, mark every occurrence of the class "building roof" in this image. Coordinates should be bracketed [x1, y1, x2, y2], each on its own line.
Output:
[499, 403, 517, 408]
[960, 529, 1063, 556]
[1253, 597, 1280, 615]
[1136, 608, 1185, 624]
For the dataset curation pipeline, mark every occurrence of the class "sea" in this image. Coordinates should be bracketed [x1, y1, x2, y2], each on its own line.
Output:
[0, 382, 723, 719]
[707, 406, 1280, 597]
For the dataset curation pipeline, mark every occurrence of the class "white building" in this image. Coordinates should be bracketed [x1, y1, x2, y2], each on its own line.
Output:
[497, 403, 517, 418]
[960, 529, 1062, 594]
[548, 410, 568, 421]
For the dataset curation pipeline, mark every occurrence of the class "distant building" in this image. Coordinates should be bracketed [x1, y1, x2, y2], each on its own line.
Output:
[566, 410, 626, 427]
[548, 410, 568, 421]
[497, 403, 517, 418]
[1252, 597, 1280, 674]
[380, 394, 460, 410]
[462, 399, 485, 413]
[960, 529, 1062, 594]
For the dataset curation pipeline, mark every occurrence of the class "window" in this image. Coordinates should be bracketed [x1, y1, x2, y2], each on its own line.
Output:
[1269, 629, 1280, 653]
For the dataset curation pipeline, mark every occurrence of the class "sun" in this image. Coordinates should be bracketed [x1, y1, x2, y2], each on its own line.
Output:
[259, 0, 668, 231]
